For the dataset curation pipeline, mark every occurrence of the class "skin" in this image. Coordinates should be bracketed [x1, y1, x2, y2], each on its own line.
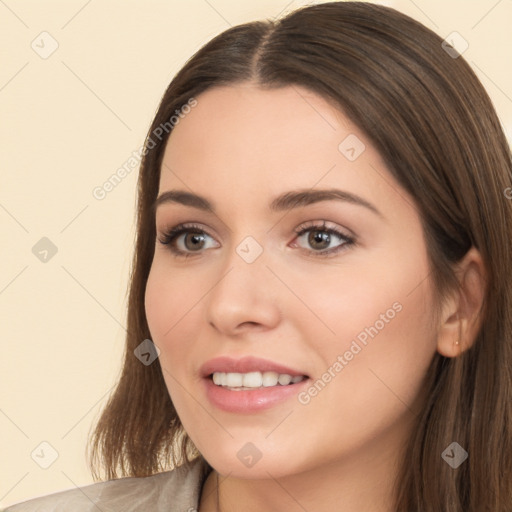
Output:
[144, 84, 486, 512]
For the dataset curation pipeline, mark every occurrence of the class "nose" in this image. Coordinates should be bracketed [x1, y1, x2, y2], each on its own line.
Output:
[205, 246, 282, 336]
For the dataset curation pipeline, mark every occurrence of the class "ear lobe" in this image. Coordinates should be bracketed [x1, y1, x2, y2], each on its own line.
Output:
[436, 299, 462, 358]
[436, 247, 487, 358]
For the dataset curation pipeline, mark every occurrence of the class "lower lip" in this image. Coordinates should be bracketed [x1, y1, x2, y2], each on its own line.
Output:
[203, 376, 310, 413]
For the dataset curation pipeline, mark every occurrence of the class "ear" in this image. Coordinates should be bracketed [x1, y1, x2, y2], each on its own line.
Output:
[436, 247, 487, 357]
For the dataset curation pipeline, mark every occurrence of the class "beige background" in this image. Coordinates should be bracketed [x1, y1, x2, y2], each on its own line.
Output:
[1, 0, 511, 507]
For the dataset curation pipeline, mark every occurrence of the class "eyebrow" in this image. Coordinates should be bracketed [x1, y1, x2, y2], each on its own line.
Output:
[154, 188, 383, 218]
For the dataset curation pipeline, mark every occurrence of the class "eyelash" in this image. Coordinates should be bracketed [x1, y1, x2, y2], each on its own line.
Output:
[157, 221, 355, 259]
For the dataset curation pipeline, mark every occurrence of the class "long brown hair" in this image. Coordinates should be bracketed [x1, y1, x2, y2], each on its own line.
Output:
[88, 2, 512, 509]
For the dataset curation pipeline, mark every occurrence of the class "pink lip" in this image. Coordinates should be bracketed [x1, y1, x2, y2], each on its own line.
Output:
[199, 356, 308, 378]
[203, 377, 309, 413]
[199, 356, 310, 413]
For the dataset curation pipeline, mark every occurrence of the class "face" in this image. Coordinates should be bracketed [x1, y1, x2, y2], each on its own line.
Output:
[145, 84, 438, 479]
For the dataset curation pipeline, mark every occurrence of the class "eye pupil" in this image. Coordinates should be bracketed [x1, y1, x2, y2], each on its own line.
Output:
[308, 231, 330, 250]
[185, 233, 205, 251]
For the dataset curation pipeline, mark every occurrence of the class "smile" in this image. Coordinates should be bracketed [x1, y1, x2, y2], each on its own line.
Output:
[212, 371, 306, 389]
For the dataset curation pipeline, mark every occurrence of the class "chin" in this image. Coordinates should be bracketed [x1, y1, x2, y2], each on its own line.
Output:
[203, 446, 313, 480]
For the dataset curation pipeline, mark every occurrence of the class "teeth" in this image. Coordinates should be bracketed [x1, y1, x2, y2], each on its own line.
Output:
[243, 371, 263, 387]
[211, 371, 306, 389]
[226, 372, 243, 387]
[262, 371, 279, 387]
[278, 374, 292, 385]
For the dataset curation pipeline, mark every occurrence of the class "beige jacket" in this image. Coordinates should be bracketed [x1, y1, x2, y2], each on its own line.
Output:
[2, 457, 212, 512]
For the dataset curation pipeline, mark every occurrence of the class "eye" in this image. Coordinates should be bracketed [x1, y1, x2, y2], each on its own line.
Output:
[292, 220, 355, 257]
[157, 223, 219, 258]
[157, 220, 355, 259]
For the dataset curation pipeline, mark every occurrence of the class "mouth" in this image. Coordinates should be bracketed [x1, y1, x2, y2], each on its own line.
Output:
[209, 371, 308, 391]
[200, 356, 310, 412]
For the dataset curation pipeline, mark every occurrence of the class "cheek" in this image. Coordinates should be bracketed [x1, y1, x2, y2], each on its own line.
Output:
[145, 264, 198, 413]
[296, 254, 437, 429]
[144, 262, 195, 363]
[145, 264, 172, 341]
[145, 256, 200, 333]
[290, 249, 433, 349]
[144, 259, 216, 393]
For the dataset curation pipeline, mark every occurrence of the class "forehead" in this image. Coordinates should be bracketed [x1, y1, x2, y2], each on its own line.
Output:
[163, 84, 350, 166]
[158, 84, 411, 221]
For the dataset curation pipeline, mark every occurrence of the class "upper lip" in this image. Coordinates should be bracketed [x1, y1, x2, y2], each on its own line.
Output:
[200, 356, 308, 378]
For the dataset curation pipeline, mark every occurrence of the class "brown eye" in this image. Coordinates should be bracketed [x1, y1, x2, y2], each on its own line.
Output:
[182, 232, 207, 251]
[307, 231, 332, 250]
[158, 223, 219, 257]
[293, 222, 355, 257]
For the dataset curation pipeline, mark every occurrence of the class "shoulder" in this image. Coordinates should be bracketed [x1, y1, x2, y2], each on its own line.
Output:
[2, 457, 211, 512]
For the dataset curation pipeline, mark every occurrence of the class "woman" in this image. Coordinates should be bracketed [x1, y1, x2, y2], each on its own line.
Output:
[4, 1, 511, 511]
